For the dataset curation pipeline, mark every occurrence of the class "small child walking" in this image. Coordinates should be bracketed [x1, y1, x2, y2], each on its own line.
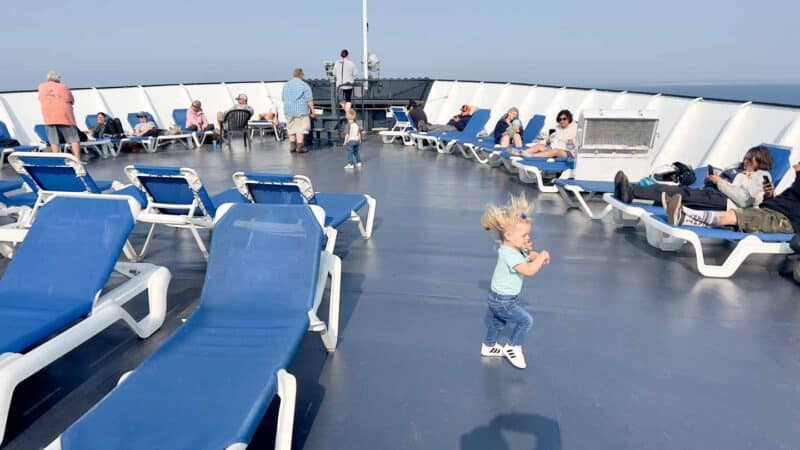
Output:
[343, 108, 362, 170]
[481, 194, 550, 369]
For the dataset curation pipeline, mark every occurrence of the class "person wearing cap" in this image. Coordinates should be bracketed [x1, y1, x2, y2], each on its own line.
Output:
[281, 68, 315, 153]
[133, 112, 156, 137]
[186, 100, 213, 131]
[216, 94, 255, 130]
[37, 70, 81, 158]
[333, 49, 357, 112]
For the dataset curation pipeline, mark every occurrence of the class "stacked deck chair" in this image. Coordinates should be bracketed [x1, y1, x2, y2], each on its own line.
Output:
[379, 106, 417, 145]
[230, 172, 377, 253]
[636, 145, 795, 277]
[460, 115, 546, 165]
[33, 124, 113, 159]
[604, 144, 791, 226]
[0, 121, 39, 170]
[172, 108, 215, 147]
[125, 112, 195, 151]
[0, 193, 170, 445]
[85, 113, 154, 154]
[123, 165, 245, 260]
[410, 109, 491, 153]
[46, 203, 342, 450]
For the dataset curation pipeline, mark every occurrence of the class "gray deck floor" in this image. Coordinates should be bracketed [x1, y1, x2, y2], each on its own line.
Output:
[2, 137, 799, 450]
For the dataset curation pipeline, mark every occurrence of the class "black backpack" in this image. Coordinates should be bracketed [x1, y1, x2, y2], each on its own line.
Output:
[653, 162, 696, 186]
[106, 118, 124, 136]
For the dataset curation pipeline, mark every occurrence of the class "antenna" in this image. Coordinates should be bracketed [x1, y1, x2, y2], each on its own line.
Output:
[362, 0, 369, 89]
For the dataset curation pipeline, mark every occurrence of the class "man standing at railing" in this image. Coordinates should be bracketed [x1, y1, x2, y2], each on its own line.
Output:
[333, 49, 357, 113]
[37, 70, 81, 159]
[282, 68, 315, 153]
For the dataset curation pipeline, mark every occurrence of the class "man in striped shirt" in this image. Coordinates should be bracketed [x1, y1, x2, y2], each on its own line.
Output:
[281, 68, 315, 153]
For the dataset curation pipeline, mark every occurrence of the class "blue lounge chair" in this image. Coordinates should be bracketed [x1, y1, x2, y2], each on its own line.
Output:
[126, 112, 194, 151]
[604, 144, 793, 225]
[123, 165, 245, 260]
[33, 124, 113, 159]
[511, 156, 576, 193]
[0, 121, 39, 170]
[380, 106, 417, 144]
[0, 194, 170, 445]
[411, 109, 491, 153]
[231, 171, 377, 253]
[172, 108, 215, 146]
[84, 113, 153, 155]
[47, 203, 341, 450]
[459, 114, 546, 164]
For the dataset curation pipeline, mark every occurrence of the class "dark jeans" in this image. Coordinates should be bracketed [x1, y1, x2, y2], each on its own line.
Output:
[632, 184, 727, 210]
[484, 291, 533, 346]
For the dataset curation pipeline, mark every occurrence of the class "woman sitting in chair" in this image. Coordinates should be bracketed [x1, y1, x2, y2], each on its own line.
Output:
[493, 107, 524, 148]
[521, 109, 576, 158]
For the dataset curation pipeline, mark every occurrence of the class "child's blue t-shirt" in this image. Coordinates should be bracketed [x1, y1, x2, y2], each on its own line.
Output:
[490, 245, 528, 296]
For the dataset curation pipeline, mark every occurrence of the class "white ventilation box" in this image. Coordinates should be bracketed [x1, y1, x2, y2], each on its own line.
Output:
[574, 109, 659, 181]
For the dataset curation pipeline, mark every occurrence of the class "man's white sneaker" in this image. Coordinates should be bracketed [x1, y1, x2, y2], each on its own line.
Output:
[344, 164, 355, 170]
[503, 345, 527, 369]
[481, 343, 503, 357]
[356, 162, 362, 169]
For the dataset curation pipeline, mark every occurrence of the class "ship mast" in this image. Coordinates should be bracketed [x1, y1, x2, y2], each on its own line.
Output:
[362, 0, 369, 87]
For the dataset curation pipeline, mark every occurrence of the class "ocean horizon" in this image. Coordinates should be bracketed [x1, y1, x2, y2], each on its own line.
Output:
[603, 82, 800, 106]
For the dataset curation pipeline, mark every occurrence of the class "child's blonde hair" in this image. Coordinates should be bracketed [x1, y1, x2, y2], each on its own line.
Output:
[482, 193, 533, 240]
[346, 108, 357, 119]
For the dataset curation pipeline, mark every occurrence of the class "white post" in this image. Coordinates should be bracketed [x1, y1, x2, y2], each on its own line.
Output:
[362, 0, 369, 88]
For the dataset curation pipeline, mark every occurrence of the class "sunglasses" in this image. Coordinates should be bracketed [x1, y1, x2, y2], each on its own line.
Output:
[558, 117, 569, 121]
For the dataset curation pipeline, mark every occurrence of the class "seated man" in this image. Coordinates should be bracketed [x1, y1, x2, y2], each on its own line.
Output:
[186, 100, 214, 131]
[217, 93, 255, 129]
[86, 112, 109, 138]
[666, 162, 800, 236]
[521, 109, 576, 159]
[133, 112, 157, 137]
[408, 100, 429, 132]
[616, 146, 774, 210]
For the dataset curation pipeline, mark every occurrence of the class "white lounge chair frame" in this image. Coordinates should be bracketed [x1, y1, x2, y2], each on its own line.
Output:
[232, 173, 377, 255]
[124, 166, 213, 260]
[0, 193, 171, 445]
[511, 157, 574, 193]
[556, 184, 613, 220]
[639, 212, 795, 278]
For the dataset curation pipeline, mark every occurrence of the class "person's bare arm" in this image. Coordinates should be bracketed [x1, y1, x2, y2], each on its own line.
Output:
[513, 250, 550, 277]
[308, 101, 316, 117]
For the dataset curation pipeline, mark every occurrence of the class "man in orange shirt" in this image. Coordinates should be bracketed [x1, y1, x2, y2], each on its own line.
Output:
[37, 71, 81, 159]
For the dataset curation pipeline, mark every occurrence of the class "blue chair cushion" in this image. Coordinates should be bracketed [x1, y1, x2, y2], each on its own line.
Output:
[311, 192, 367, 228]
[0, 197, 133, 354]
[59, 204, 323, 449]
[514, 157, 575, 173]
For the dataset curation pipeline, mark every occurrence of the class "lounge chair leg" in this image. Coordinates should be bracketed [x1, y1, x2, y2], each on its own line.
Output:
[324, 227, 337, 255]
[321, 254, 341, 352]
[0, 354, 21, 446]
[189, 224, 209, 261]
[138, 223, 158, 259]
[274, 369, 297, 450]
[356, 195, 377, 239]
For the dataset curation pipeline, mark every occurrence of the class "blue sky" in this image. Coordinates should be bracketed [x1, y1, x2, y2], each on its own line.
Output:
[1, 0, 798, 90]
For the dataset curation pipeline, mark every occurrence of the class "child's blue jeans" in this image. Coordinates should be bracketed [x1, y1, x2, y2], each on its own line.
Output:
[484, 290, 533, 346]
[347, 141, 361, 164]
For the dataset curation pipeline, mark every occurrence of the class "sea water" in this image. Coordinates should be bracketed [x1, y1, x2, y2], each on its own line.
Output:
[606, 83, 800, 106]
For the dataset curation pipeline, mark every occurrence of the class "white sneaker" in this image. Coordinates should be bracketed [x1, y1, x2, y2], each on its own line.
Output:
[344, 164, 355, 170]
[503, 345, 527, 369]
[356, 162, 362, 169]
[481, 343, 503, 357]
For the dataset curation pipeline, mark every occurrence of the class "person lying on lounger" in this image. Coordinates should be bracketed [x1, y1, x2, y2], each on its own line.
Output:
[665, 162, 800, 235]
[520, 109, 576, 158]
[614, 145, 774, 210]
